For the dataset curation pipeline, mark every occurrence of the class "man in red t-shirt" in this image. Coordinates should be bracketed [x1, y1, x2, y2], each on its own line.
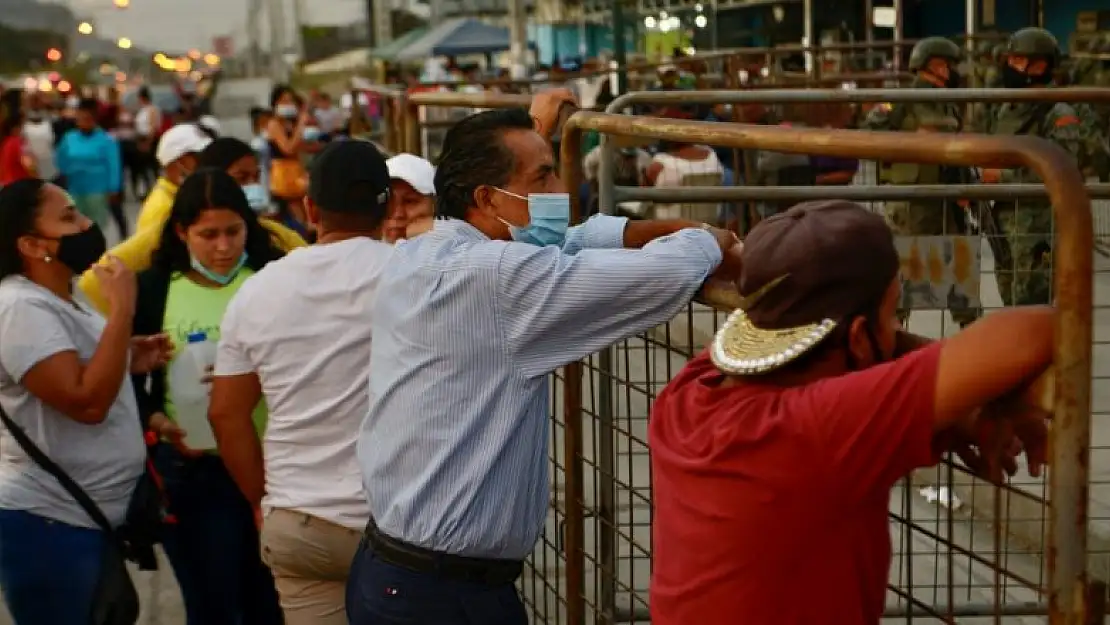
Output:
[649, 200, 1052, 625]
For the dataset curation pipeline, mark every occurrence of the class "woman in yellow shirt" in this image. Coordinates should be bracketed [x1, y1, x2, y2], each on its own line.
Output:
[78, 134, 306, 312]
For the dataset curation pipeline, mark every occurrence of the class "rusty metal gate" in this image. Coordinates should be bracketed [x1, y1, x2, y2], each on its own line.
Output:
[600, 88, 1110, 249]
[520, 109, 1106, 625]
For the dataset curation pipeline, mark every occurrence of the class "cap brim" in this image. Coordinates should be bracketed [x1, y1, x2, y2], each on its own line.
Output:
[710, 309, 837, 376]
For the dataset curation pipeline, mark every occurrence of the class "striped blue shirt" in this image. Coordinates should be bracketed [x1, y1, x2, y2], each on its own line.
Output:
[359, 215, 722, 559]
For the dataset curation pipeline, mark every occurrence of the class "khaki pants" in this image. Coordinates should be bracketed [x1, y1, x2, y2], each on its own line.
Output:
[259, 508, 363, 625]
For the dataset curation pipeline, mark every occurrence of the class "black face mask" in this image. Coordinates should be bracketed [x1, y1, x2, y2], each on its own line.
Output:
[944, 69, 962, 89]
[44, 225, 107, 274]
[1002, 64, 1053, 89]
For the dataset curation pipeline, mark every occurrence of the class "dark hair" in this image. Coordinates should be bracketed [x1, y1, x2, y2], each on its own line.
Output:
[152, 168, 284, 274]
[77, 98, 99, 114]
[434, 108, 535, 220]
[773, 295, 887, 376]
[270, 84, 295, 108]
[198, 137, 255, 171]
[138, 86, 152, 101]
[249, 106, 269, 123]
[0, 178, 46, 280]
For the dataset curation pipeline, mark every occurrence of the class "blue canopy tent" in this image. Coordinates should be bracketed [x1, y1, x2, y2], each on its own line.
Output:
[432, 20, 519, 57]
[394, 18, 534, 61]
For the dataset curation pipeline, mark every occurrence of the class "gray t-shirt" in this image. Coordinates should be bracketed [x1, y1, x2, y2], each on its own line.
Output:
[0, 276, 145, 528]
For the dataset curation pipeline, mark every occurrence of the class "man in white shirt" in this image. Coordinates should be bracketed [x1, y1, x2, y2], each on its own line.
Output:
[208, 140, 395, 625]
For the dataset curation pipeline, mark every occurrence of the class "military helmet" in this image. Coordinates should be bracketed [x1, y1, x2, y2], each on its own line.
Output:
[908, 37, 962, 71]
[1006, 27, 1060, 59]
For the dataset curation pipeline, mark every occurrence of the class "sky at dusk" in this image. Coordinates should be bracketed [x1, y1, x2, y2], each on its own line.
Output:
[62, 0, 365, 54]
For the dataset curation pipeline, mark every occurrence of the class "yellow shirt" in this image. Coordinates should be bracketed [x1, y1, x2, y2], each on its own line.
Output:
[78, 177, 309, 313]
[135, 178, 178, 233]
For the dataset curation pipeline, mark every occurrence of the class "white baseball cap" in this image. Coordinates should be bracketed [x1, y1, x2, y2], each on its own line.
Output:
[198, 115, 221, 136]
[156, 124, 212, 167]
[386, 153, 435, 196]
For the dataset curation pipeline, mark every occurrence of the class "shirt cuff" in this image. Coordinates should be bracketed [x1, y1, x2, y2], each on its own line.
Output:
[566, 214, 629, 251]
[679, 227, 725, 269]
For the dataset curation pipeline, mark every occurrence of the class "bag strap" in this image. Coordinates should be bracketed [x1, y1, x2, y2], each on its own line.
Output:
[0, 406, 118, 538]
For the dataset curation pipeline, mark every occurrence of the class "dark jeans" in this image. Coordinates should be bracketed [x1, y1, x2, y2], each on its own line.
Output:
[346, 542, 528, 625]
[0, 508, 107, 624]
[154, 446, 283, 625]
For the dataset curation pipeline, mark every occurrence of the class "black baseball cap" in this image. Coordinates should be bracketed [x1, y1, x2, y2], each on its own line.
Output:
[307, 140, 391, 214]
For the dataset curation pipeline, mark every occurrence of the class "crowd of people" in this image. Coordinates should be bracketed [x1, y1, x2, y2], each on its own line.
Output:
[0, 24, 1087, 625]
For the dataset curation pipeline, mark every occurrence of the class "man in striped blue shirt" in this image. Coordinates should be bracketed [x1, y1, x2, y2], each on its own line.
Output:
[348, 90, 743, 625]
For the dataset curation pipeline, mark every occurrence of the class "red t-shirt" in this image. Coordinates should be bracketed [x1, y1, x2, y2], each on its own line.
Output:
[0, 135, 30, 186]
[649, 344, 944, 625]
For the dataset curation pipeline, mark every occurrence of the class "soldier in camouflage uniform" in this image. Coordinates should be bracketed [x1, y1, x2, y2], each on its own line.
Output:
[979, 28, 1090, 306]
[1088, 35, 1110, 181]
[862, 37, 979, 327]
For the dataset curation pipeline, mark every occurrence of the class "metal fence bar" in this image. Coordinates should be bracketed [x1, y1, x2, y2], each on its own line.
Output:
[597, 87, 1110, 215]
[612, 184, 1110, 203]
[564, 110, 1097, 624]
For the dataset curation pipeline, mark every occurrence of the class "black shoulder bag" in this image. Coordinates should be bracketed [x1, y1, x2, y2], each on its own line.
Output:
[0, 407, 140, 625]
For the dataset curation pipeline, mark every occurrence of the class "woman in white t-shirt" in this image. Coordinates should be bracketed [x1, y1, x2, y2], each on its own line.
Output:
[22, 110, 56, 182]
[0, 179, 170, 624]
[645, 138, 725, 222]
[133, 86, 162, 195]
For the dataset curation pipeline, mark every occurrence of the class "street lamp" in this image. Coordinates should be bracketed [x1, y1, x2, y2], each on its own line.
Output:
[77, 21, 94, 35]
[117, 37, 132, 49]
[113, 0, 130, 7]
[46, 48, 63, 62]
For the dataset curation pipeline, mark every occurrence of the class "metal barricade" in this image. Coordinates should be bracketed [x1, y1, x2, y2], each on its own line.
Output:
[548, 111, 1103, 625]
[600, 88, 1110, 246]
[401, 91, 532, 160]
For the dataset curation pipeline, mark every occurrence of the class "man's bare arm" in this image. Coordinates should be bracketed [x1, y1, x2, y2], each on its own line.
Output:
[209, 374, 266, 507]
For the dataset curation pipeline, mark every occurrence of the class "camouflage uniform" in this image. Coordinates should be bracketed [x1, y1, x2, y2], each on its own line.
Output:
[862, 37, 978, 326]
[984, 28, 1089, 306]
[1067, 35, 1110, 181]
[970, 44, 1007, 129]
[1088, 36, 1110, 180]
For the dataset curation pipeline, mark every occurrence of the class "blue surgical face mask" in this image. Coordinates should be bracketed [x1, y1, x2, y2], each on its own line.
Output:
[191, 252, 249, 286]
[494, 189, 571, 247]
[241, 184, 269, 213]
[276, 104, 299, 119]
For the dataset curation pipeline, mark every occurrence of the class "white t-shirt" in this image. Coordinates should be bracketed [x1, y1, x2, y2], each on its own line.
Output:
[135, 104, 159, 137]
[214, 238, 394, 530]
[22, 121, 56, 180]
[0, 276, 145, 528]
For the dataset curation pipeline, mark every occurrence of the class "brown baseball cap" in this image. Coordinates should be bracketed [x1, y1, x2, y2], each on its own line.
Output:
[710, 200, 900, 375]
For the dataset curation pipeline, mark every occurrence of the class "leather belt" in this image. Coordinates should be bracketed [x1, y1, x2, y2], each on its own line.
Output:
[363, 519, 523, 585]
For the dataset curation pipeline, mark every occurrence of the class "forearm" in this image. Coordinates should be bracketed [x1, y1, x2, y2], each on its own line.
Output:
[622, 219, 703, 248]
[81, 312, 134, 414]
[210, 414, 265, 506]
